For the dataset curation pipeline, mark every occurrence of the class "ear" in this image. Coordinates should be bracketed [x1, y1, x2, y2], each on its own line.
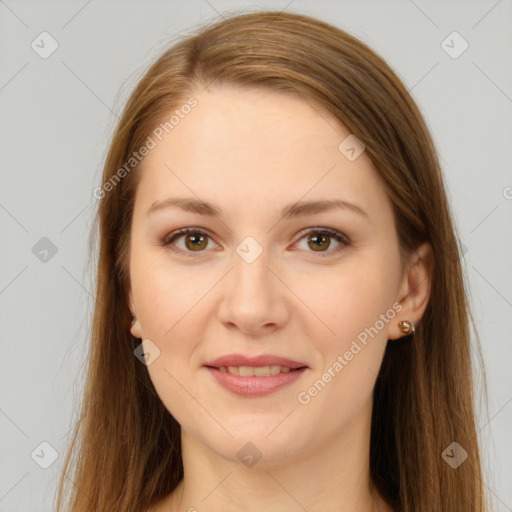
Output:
[128, 289, 142, 339]
[389, 241, 434, 340]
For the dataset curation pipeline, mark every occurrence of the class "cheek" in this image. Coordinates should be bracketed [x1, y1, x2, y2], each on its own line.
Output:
[293, 270, 392, 429]
[130, 248, 214, 339]
[290, 258, 394, 346]
[290, 257, 396, 409]
[130, 255, 212, 422]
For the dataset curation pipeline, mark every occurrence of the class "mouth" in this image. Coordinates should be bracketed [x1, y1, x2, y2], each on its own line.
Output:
[203, 354, 309, 397]
[204, 364, 308, 397]
[204, 364, 307, 376]
[204, 353, 309, 371]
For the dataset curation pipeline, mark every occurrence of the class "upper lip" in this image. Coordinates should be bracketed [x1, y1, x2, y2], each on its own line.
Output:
[205, 354, 308, 369]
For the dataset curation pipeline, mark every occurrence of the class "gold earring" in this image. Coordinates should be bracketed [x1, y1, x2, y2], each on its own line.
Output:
[398, 320, 415, 335]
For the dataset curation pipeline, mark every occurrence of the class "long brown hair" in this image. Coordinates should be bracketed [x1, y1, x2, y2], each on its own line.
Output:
[55, 10, 490, 512]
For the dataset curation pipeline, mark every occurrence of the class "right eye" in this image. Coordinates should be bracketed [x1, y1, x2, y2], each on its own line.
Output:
[161, 227, 218, 256]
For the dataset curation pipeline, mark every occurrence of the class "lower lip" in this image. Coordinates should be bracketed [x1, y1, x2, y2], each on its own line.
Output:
[205, 366, 307, 397]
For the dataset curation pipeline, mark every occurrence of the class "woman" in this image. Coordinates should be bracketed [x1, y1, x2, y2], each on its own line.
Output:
[56, 10, 489, 512]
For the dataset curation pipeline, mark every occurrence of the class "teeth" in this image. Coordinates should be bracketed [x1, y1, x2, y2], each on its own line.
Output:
[254, 366, 270, 376]
[221, 365, 295, 376]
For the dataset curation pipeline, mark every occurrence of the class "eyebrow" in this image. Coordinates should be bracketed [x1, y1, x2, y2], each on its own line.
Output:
[146, 197, 369, 220]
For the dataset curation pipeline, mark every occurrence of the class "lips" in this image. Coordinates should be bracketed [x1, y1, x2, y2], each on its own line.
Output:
[204, 354, 308, 370]
[205, 366, 307, 397]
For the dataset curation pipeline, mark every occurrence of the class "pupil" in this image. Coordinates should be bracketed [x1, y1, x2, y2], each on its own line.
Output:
[188, 234, 204, 249]
[310, 234, 328, 250]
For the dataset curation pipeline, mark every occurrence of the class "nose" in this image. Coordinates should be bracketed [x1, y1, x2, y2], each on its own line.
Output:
[216, 249, 289, 336]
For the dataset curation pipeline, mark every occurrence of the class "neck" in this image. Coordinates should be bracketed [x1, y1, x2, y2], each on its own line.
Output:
[168, 398, 391, 512]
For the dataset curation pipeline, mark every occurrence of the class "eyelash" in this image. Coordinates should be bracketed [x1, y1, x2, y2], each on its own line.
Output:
[161, 227, 351, 258]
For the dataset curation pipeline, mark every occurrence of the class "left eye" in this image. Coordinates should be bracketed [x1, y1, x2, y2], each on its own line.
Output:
[161, 227, 350, 257]
[293, 227, 350, 256]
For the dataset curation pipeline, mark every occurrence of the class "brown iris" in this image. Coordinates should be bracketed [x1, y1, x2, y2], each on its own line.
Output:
[180, 231, 333, 253]
[184, 233, 208, 251]
[307, 233, 330, 251]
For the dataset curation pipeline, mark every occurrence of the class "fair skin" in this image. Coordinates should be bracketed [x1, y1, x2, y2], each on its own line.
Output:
[128, 85, 432, 512]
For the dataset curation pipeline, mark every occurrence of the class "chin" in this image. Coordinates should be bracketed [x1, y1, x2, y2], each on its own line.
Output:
[201, 430, 309, 468]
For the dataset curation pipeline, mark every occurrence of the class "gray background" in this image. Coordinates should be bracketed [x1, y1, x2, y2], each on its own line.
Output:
[0, 0, 511, 510]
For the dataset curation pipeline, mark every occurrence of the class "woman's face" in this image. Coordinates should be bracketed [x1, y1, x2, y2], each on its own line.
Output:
[128, 85, 414, 464]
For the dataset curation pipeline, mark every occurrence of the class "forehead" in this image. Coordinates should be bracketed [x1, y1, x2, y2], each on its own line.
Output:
[133, 86, 389, 222]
